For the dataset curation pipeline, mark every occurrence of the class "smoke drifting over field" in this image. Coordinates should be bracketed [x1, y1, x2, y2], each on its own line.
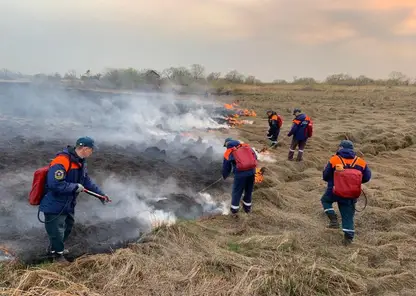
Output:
[0, 83, 233, 263]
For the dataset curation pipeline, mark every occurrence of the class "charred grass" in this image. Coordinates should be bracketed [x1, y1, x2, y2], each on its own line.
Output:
[1, 85, 416, 295]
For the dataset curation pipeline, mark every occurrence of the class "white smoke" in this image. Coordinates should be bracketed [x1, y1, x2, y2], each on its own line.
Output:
[196, 192, 230, 215]
[0, 84, 233, 260]
[0, 86, 228, 148]
[253, 147, 277, 163]
[75, 174, 230, 229]
[75, 174, 181, 229]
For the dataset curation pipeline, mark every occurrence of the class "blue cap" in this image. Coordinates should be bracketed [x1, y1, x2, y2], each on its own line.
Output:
[224, 137, 233, 147]
[339, 140, 354, 149]
[76, 136, 97, 149]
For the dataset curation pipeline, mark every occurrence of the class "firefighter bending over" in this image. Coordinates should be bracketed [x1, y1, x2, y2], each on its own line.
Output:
[266, 110, 283, 148]
[222, 137, 258, 216]
[321, 140, 371, 245]
[39, 137, 110, 262]
[287, 108, 313, 161]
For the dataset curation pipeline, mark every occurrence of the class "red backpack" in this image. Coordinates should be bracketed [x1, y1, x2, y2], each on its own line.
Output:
[332, 156, 363, 199]
[306, 119, 313, 138]
[29, 155, 72, 206]
[231, 144, 257, 171]
[277, 115, 283, 128]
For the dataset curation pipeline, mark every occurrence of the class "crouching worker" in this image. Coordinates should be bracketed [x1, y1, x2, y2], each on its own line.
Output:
[222, 138, 258, 216]
[321, 140, 371, 245]
[39, 137, 110, 262]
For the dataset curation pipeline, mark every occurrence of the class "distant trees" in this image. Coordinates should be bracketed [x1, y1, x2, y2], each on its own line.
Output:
[387, 71, 410, 86]
[59, 65, 263, 90]
[1, 65, 415, 89]
[190, 64, 205, 80]
[207, 72, 221, 81]
[290, 71, 414, 86]
[293, 76, 316, 85]
[0, 69, 25, 80]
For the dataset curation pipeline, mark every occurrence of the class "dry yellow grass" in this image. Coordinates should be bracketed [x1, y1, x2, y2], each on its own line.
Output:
[1, 85, 416, 296]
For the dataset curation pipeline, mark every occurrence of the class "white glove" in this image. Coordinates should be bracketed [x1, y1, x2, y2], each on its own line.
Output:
[75, 184, 85, 193]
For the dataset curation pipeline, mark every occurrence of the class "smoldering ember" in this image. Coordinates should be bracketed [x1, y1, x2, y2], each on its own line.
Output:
[0, 81, 261, 264]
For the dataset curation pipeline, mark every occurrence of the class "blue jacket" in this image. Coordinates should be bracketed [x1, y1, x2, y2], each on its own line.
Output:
[267, 112, 282, 137]
[39, 146, 105, 214]
[287, 113, 310, 141]
[322, 148, 371, 197]
[222, 140, 257, 179]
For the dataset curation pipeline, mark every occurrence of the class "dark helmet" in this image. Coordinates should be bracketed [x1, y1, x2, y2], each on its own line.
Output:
[223, 137, 233, 147]
[292, 108, 301, 115]
[266, 110, 275, 117]
[339, 140, 354, 149]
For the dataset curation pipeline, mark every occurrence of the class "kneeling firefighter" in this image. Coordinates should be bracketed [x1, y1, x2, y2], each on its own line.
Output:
[222, 138, 258, 215]
[321, 140, 371, 245]
[38, 137, 111, 262]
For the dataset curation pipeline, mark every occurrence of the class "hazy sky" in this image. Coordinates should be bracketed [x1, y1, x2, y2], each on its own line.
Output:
[1, 0, 415, 81]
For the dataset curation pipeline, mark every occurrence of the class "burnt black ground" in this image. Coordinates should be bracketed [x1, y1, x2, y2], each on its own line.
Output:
[0, 136, 229, 265]
[0, 83, 232, 265]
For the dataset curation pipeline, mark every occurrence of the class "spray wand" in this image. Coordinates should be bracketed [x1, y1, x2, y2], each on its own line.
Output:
[83, 188, 112, 203]
[37, 189, 112, 224]
[198, 177, 223, 194]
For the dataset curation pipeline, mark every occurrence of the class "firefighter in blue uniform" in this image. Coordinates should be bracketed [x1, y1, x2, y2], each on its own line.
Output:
[266, 110, 282, 147]
[321, 140, 371, 245]
[39, 136, 110, 262]
[222, 137, 257, 216]
[287, 108, 312, 161]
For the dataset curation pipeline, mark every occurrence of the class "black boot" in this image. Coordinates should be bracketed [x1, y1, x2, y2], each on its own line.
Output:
[53, 253, 70, 263]
[243, 204, 251, 214]
[326, 212, 339, 228]
[296, 151, 304, 161]
[46, 244, 69, 256]
[343, 234, 353, 246]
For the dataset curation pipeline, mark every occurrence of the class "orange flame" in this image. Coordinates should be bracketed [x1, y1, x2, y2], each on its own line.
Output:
[255, 167, 265, 184]
[223, 103, 256, 117]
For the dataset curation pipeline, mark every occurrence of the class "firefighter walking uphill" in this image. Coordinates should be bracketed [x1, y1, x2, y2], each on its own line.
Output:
[266, 110, 283, 148]
[39, 137, 111, 262]
[222, 138, 258, 216]
[321, 140, 372, 245]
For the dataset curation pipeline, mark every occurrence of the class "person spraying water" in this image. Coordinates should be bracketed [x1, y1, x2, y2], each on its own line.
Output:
[29, 136, 111, 263]
[222, 137, 258, 217]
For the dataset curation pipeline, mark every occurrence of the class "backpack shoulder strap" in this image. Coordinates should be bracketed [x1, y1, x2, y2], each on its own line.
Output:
[351, 156, 359, 167]
[337, 155, 346, 167]
[66, 155, 72, 173]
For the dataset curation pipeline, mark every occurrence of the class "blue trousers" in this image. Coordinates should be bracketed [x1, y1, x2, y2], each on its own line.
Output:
[321, 193, 356, 239]
[230, 174, 255, 214]
[44, 213, 74, 254]
[268, 128, 280, 143]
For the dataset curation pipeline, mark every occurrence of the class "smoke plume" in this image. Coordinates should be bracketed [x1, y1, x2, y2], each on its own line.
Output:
[0, 82, 232, 263]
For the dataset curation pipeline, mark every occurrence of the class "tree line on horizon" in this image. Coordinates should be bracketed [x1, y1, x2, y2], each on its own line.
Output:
[1, 65, 415, 90]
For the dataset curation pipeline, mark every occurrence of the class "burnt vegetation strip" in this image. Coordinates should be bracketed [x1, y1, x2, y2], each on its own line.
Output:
[2, 80, 416, 295]
[0, 83, 239, 267]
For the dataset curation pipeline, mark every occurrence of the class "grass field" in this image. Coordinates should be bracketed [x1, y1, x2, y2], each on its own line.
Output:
[1, 84, 416, 296]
